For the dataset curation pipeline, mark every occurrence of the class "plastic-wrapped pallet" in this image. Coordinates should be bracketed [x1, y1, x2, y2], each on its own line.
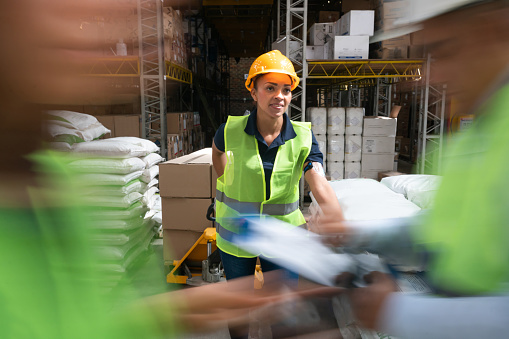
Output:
[345, 134, 362, 162]
[327, 135, 345, 162]
[327, 107, 345, 135]
[307, 107, 327, 135]
[344, 161, 361, 179]
[345, 107, 364, 135]
[315, 134, 327, 164]
[328, 161, 344, 181]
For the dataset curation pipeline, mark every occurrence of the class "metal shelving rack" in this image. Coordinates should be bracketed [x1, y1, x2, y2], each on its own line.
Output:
[137, 0, 167, 158]
[304, 57, 446, 173]
[278, 0, 308, 122]
[417, 55, 446, 174]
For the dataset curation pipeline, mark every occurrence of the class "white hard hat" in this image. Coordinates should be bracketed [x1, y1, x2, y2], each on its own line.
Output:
[371, 0, 485, 42]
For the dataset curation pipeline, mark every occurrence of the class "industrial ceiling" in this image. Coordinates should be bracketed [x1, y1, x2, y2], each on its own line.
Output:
[167, 0, 343, 58]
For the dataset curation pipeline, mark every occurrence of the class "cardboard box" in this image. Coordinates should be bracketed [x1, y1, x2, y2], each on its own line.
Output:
[95, 116, 115, 138]
[363, 117, 397, 137]
[340, 11, 375, 36]
[344, 161, 361, 179]
[379, 34, 411, 48]
[345, 107, 365, 135]
[345, 134, 362, 162]
[159, 148, 217, 198]
[373, 46, 408, 59]
[319, 11, 341, 23]
[309, 23, 335, 46]
[333, 36, 369, 59]
[408, 45, 425, 58]
[162, 197, 213, 231]
[114, 115, 140, 137]
[328, 161, 344, 180]
[272, 37, 303, 62]
[167, 133, 179, 159]
[376, 1, 409, 20]
[306, 45, 325, 59]
[362, 136, 396, 154]
[167, 112, 185, 134]
[163, 229, 216, 263]
[361, 153, 394, 172]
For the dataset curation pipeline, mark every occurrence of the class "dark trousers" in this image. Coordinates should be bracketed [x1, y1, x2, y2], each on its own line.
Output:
[218, 249, 298, 339]
[219, 249, 298, 281]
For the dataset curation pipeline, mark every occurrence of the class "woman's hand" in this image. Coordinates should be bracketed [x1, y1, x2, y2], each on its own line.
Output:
[348, 271, 398, 330]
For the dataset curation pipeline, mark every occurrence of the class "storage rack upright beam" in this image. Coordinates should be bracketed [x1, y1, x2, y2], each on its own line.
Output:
[278, 0, 308, 122]
[138, 0, 167, 158]
[417, 55, 446, 174]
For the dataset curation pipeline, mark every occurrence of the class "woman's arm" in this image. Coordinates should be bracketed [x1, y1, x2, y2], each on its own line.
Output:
[304, 161, 345, 226]
[212, 140, 227, 177]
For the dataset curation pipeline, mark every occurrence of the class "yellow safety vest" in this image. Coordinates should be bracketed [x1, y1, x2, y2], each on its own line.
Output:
[215, 115, 312, 257]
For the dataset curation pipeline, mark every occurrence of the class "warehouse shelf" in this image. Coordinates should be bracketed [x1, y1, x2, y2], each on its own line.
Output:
[84, 56, 140, 77]
[165, 61, 192, 84]
[306, 59, 424, 80]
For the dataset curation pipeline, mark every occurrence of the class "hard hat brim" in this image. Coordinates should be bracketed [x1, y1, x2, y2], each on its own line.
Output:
[245, 70, 300, 92]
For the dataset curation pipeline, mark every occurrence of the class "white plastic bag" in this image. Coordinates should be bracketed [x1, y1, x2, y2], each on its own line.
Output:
[141, 152, 164, 168]
[45, 110, 98, 130]
[141, 165, 159, 183]
[68, 157, 146, 174]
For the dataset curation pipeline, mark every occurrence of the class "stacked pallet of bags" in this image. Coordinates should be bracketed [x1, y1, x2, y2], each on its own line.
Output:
[66, 135, 163, 289]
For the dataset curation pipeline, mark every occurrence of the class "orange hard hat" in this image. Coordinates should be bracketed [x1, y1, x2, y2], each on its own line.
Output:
[245, 50, 300, 92]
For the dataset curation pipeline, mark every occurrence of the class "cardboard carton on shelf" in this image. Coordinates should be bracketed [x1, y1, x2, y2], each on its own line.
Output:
[340, 10, 375, 36]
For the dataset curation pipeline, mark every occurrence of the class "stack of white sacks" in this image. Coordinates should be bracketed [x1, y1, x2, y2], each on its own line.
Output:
[44, 110, 111, 148]
[45, 111, 163, 288]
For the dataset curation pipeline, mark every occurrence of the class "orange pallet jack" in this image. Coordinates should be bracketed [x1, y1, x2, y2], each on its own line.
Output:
[166, 204, 225, 286]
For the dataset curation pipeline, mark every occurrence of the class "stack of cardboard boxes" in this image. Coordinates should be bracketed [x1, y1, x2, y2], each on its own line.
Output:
[372, 0, 425, 59]
[361, 117, 398, 178]
[306, 10, 375, 60]
[307, 107, 398, 181]
[166, 112, 206, 160]
[163, 7, 188, 69]
[159, 148, 218, 264]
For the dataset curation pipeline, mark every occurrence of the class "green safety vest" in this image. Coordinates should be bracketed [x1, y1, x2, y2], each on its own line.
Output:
[418, 84, 509, 295]
[215, 115, 312, 257]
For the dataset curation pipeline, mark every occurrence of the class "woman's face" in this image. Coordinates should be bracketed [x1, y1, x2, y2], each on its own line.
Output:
[250, 73, 292, 120]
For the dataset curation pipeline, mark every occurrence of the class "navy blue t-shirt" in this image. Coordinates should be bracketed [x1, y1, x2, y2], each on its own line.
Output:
[213, 109, 323, 199]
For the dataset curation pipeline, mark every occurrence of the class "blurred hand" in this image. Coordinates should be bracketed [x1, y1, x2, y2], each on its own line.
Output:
[348, 271, 398, 330]
[308, 209, 352, 246]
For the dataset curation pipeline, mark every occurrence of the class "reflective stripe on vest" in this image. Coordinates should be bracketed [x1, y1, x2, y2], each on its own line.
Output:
[215, 189, 299, 216]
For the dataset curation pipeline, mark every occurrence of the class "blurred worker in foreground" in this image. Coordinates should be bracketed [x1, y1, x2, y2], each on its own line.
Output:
[318, 1, 509, 338]
[0, 2, 344, 338]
